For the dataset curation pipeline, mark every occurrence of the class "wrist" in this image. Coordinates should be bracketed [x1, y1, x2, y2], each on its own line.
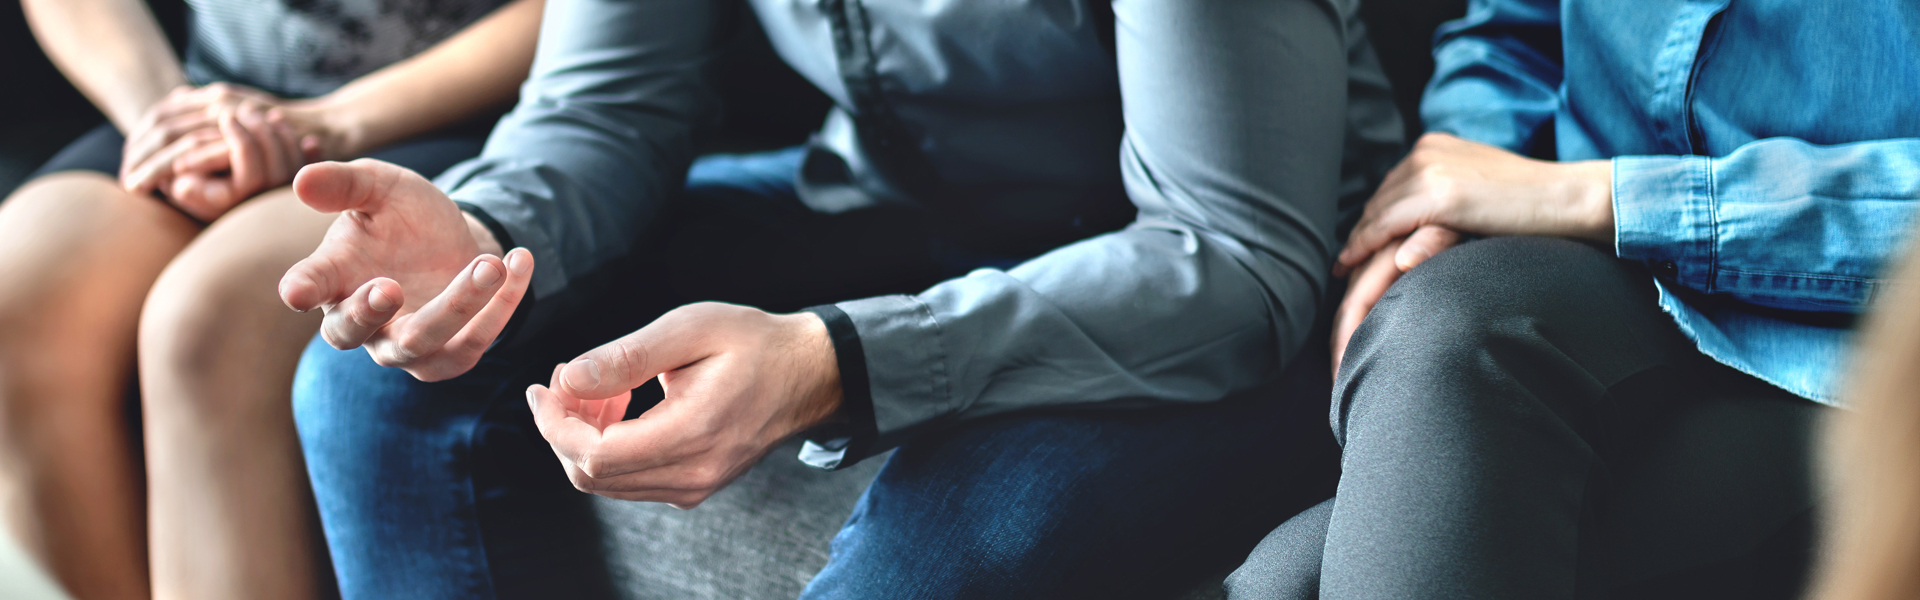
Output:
[1566, 159, 1615, 244]
[289, 94, 368, 161]
[783, 311, 845, 433]
[463, 211, 505, 257]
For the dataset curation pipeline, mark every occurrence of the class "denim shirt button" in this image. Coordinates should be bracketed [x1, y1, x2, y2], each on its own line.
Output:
[1655, 261, 1679, 279]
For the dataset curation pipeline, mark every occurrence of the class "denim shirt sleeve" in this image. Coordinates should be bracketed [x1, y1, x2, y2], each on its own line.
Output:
[1419, 0, 1563, 154]
[432, 0, 724, 345]
[1614, 137, 1920, 313]
[799, 0, 1354, 467]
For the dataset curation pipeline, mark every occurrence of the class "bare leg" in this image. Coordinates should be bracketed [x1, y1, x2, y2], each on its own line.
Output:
[138, 187, 333, 600]
[0, 172, 200, 600]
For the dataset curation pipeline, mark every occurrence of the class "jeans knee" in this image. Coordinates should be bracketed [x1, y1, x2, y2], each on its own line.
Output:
[293, 337, 397, 447]
[292, 336, 497, 478]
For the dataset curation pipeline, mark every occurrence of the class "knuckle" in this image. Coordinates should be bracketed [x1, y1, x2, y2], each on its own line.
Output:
[1415, 132, 1452, 148]
[392, 337, 432, 364]
[566, 469, 593, 492]
[492, 284, 526, 307]
[411, 364, 456, 383]
[321, 329, 354, 351]
[367, 348, 405, 368]
[676, 492, 711, 508]
[609, 340, 649, 378]
[345, 304, 380, 331]
[579, 453, 609, 479]
[691, 468, 727, 492]
[683, 301, 735, 320]
[1427, 181, 1462, 210]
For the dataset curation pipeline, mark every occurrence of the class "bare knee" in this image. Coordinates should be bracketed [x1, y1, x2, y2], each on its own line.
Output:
[0, 172, 197, 325]
[137, 188, 328, 416]
[0, 174, 191, 421]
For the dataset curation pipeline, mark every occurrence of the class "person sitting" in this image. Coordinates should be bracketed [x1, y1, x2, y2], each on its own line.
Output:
[1226, 0, 1920, 598]
[0, 0, 542, 597]
[276, 0, 1406, 597]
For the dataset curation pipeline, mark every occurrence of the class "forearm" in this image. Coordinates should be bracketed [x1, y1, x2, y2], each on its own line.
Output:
[22, 0, 185, 131]
[803, 0, 1350, 468]
[297, 0, 545, 159]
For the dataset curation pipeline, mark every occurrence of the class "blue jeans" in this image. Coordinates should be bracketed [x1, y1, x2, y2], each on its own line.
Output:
[295, 148, 1340, 599]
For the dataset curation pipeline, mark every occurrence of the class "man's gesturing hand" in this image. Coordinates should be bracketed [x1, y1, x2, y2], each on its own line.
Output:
[279, 159, 532, 382]
[526, 303, 844, 508]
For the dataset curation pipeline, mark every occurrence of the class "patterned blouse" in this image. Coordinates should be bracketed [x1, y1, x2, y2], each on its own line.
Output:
[184, 0, 512, 98]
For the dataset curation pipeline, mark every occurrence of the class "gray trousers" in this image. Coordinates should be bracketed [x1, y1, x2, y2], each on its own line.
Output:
[1228, 237, 1824, 600]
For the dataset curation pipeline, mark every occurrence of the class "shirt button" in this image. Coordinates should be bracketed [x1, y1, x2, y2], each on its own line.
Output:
[1656, 261, 1679, 278]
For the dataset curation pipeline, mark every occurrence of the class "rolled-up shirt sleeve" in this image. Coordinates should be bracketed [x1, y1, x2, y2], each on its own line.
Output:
[435, 0, 725, 345]
[801, 0, 1352, 468]
[1613, 137, 1920, 313]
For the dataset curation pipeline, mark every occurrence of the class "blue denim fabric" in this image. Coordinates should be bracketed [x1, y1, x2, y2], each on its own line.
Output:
[1420, 0, 1920, 404]
[296, 148, 1340, 599]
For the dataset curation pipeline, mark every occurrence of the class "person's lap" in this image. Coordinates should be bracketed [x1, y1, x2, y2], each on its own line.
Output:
[0, 118, 491, 596]
[295, 147, 1343, 599]
[1227, 237, 1822, 600]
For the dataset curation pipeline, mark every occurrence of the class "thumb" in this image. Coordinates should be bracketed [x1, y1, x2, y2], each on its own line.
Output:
[292, 158, 425, 214]
[560, 310, 712, 400]
[280, 252, 347, 313]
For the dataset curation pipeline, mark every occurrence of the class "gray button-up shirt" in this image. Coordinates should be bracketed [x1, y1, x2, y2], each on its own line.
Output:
[437, 0, 1403, 468]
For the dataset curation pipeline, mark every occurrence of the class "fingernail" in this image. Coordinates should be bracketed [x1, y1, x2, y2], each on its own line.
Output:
[565, 359, 601, 391]
[472, 261, 501, 288]
[526, 387, 539, 410]
[368, 286, 396, 312]
[507, 251, 531, 276]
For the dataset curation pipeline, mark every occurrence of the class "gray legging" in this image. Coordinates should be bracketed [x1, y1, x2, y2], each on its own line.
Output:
[1229, 236, 1823, 600]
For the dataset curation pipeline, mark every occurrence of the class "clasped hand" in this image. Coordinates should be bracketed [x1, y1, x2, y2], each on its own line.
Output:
[119, 83, 332, 221]
[1331, 133, 1615, 373]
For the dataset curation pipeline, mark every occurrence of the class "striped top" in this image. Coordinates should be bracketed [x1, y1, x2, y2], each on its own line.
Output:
[184, 0, 511, 99]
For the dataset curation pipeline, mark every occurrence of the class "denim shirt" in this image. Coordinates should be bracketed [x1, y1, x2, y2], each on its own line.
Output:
[1422, 0, 1920, 405]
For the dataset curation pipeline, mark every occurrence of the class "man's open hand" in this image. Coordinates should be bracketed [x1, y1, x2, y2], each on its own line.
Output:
[279, 159, 531, 382]
[526, 303, 843, 508]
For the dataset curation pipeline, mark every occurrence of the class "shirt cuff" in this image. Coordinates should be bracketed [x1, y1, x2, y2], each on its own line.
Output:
[797, 304, 878, 471]
[1612, 155, 1717, 291]
[795, 295, 957, 470]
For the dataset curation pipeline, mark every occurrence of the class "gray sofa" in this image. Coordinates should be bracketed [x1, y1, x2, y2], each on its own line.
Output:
[588, 443, 1220, 599]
